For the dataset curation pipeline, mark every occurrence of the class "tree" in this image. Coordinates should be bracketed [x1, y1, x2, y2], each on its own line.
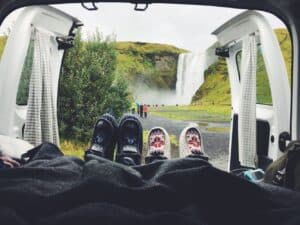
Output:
[58, 30, 131, 142]
[58, 31, 86, 140]
[103, 75, 131, 119]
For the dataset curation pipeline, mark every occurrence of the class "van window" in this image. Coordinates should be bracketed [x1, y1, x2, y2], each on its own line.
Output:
[236, 46, 273, 105]
[16, 39, 34, 105]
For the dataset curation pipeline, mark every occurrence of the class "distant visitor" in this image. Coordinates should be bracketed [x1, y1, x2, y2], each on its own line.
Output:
[136, 103, 140, 115]
[143, 104, 148, 118]
[139, 104, 144, 118]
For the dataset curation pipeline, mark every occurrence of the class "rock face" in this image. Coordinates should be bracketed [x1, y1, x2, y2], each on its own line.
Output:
[154, 54, 177, 71]
[153, 54, 178, 89]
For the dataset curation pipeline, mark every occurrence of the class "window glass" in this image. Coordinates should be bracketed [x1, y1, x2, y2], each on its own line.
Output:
[16, 39, 34, 105]
[236, 46, 273, 105]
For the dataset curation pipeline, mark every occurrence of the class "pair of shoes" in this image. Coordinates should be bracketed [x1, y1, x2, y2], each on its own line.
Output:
[145, 126, 207, 163]
[85, 114, 143, 165]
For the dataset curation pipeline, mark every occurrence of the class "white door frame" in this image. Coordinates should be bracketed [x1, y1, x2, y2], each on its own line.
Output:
[212, 10, 291, 168]
[0, 6, 79, 138]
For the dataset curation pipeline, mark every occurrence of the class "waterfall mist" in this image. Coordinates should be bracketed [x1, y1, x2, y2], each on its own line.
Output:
[132, 82, 178, 105]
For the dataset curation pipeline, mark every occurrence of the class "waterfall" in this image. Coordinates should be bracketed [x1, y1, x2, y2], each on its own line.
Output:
[133, 45, 218, 106]
[175, 52, 207, 105]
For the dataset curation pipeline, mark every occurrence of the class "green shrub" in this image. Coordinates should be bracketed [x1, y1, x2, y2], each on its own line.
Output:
[58, 30, 131, 142]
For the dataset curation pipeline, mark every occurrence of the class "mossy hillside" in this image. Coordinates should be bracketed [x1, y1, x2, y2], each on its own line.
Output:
[275, 28, 292, 80]
[116, 41, 187, 89]
[192, 58, 230, 105]
[192, 28, 292, 105]
[116, 41, 187, 55]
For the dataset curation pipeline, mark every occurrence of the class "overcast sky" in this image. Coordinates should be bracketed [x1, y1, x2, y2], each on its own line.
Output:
[0, 3, 286, 52]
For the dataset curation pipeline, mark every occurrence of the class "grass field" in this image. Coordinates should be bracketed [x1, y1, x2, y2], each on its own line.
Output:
[206, 126, 230, 133]
[60, 139, 89, 159]
[150, 104, 231, 122]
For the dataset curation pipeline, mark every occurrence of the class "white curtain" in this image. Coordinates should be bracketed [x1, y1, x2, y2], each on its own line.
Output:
[24, 28, 59, 146]
[238, 35, 257, 168]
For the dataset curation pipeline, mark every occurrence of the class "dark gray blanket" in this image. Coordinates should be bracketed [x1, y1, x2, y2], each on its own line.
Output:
[0, 143, 299, 225]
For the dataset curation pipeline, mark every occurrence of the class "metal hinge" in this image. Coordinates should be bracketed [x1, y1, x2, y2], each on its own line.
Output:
[81, 2, 98, 11]
[134, 3, 149, 11]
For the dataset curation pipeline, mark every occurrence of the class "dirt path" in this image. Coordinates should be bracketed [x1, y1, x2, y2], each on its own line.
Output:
[140, 115, 230, 170]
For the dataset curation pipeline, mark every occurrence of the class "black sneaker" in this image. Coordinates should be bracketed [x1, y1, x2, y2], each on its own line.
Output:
[85, 114, 118, 161]
[116, 115, 143, 166]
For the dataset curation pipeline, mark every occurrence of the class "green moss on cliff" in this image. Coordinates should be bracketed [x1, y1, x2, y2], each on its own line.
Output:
[192, 58, 230, 105]
[115, 42, 187, 89]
